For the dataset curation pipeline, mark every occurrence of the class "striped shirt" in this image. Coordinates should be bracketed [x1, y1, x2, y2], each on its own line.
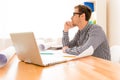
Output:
[62, 23, 111, 60]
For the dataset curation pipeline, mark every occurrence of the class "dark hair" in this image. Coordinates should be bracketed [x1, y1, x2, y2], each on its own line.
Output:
[74, 4, 92, 21]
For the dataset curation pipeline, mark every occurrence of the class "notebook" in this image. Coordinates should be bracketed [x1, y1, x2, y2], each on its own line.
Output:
[10, 32, 77, 66]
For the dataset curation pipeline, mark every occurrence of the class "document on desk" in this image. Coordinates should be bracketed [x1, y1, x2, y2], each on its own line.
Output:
[0, 46, 16, 68]
[43, 45, 93, 57]
[40, 50, 76, 58]
[56, 46, 94, 59]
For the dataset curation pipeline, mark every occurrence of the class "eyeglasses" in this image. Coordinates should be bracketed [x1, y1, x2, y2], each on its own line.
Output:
[73, 12, 83, 16]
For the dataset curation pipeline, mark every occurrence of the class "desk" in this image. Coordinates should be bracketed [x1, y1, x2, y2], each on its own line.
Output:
[0, 55, 120, 80]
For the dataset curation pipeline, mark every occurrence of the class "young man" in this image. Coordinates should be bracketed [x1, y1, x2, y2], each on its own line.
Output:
[62, 4, 111, 60]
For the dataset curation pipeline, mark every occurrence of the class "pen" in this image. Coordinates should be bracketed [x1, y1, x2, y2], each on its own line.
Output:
[63, 56, 76, 58]
[40, 53, 53, 55]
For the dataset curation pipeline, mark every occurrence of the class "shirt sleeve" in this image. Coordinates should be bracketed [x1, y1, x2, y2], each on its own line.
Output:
[64, 26, 106, 56]
[62, 31, 79, 48]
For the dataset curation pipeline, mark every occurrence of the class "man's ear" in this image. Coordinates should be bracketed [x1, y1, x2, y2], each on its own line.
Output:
[80, 13, 86, 21]
[81, 13, 85, 17]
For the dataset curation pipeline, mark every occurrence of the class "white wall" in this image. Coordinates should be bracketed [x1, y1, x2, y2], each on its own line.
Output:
[108, 0, 120, 46]
[0, 0, 84, 39]
[96, 0, 107, 34]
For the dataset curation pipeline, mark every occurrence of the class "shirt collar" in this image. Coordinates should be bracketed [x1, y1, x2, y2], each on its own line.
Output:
[79, 23, 92, 33]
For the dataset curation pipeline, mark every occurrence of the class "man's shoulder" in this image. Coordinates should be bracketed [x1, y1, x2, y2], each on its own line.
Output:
[90, 24, 101, 28]
[89, 24, 103, 31]
[88, 24, 106, 35]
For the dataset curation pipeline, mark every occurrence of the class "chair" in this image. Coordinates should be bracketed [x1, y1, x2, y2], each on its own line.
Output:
[110, 45, 120, 63]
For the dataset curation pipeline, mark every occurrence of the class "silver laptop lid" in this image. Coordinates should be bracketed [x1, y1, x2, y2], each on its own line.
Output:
[10, 32, 44, 66]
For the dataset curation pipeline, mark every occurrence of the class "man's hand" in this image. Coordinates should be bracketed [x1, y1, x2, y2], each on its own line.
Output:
[62, 46, 69, 53]
[64, 21, 74, 32]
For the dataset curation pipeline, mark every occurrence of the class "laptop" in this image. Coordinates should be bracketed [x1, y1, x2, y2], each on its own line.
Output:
[10, 32, 77, 66]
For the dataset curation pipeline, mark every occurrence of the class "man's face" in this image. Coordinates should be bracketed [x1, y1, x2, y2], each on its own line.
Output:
[71, 8, 81, 26]
[71, 8, 85, 27]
